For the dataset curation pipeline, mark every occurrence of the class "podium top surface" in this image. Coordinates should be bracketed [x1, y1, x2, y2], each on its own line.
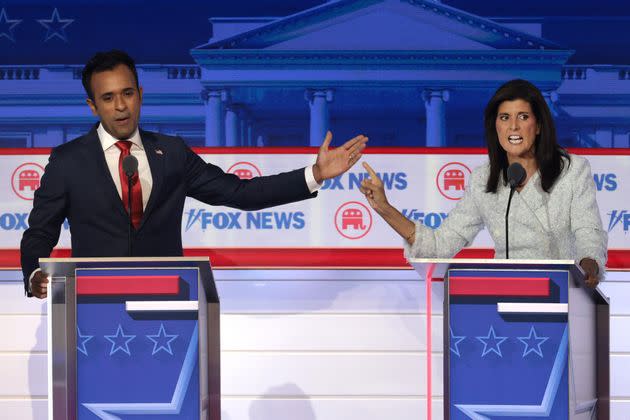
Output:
[409, 258, 583, 279]
[39, 257, 214, 280]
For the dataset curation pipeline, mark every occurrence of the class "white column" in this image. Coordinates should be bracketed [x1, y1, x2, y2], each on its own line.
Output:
[422, 89, 449, 147]
[201, 89, 227, 146]
[305, 89, 333, 147]
[249, 123, 254, 146]
[225, 104, 239, 147]
[238, 107, 252, 146]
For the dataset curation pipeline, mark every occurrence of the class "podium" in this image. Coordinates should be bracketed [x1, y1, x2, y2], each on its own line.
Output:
[41, 257, 220, 420]
[409, 258, 610, 420]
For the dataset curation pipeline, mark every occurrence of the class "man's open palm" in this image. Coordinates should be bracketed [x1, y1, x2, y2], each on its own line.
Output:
[313, 131, 368, 183]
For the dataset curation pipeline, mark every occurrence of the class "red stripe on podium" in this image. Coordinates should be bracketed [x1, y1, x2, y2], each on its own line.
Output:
[76, 275, 180, 296]
[449, 276, 550, 297]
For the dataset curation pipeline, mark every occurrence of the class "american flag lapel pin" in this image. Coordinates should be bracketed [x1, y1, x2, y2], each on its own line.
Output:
[155, 148, 163, 155]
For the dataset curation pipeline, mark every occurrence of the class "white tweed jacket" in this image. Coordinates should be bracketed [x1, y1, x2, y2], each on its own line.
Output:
[405, 154, 608, 275]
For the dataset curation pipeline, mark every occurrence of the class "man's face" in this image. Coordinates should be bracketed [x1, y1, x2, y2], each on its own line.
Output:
[86, 64, 143, 140]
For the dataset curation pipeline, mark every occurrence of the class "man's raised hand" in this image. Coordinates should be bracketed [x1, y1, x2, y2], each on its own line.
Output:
[312, 131, 368, 184]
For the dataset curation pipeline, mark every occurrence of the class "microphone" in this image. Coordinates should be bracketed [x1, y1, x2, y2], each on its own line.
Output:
[122, 155, 138, 256]
[507, 162, 526, 189]
[122, 155, 138, 178]
[505, 163, 526, 259]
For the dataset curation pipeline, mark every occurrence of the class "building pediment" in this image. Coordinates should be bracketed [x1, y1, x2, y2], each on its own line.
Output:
[196, 0, 564, 52]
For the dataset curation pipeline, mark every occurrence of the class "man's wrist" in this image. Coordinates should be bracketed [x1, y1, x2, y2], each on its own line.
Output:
[312, 164, 323, 184]
[305, 166, 322, 193]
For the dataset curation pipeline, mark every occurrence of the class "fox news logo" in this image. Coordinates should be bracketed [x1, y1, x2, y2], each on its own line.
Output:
[0, 213, 29, 230]
[401, 209, 448, 229]
[608, 210, 630, 233]
[0, 214, 69, 231]
[184, 209, 304, 231]
[593, 173, 617, 191]
[322, 172, 407, 191]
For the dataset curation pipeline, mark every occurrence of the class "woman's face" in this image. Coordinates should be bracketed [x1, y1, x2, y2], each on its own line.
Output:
[495, 99, 540, 161]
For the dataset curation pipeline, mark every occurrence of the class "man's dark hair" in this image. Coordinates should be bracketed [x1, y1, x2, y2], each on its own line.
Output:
[81, 50, 139, 101]
[484, 79, 569, 194]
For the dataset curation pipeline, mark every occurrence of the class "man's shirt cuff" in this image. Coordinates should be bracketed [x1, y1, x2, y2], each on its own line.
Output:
[305, 165, 323, 193]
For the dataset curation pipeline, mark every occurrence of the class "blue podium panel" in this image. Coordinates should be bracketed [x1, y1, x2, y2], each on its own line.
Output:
[75, 268, 200, 419]
[447, 269, 569, 419]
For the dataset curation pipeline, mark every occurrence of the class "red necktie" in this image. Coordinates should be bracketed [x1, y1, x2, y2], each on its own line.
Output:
[115, 141, 143, 229]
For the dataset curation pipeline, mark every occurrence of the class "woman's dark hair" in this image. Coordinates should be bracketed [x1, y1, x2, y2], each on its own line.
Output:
[484, 79, 569, 193]
[81, 50, 139, 101]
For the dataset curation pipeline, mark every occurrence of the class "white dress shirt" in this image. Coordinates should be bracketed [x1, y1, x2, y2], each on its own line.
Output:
[98, 124, 152, 210]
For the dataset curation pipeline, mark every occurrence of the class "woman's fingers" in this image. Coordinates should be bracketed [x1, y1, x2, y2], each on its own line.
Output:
[362, 161, 379, 179]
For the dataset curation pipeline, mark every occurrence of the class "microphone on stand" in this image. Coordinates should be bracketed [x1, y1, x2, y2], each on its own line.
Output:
[505, 162, 526, 259]
[122, 155, 138, 257]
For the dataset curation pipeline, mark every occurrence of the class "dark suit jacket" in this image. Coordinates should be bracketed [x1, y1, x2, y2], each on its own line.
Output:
[20, 127, 316, 294]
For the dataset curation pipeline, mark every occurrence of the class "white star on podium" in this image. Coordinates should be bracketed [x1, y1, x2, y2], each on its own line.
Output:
[450, 326, 466, 357]
[476, 325, 508, 358]
[77, 327, 94, 356]
[517, 326, 549, 358]
[147, 323, 178, 355]
[104, 324, 136, 356]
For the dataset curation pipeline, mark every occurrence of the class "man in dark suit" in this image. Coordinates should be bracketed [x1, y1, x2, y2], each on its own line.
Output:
[21, 50, 367, 298]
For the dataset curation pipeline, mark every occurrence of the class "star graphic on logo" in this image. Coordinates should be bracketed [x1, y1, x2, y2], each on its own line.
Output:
[77, 327, 94, 356]
[476, 325, 508, 358]
[450, 326, 466, 357]
[104, 324, 136, 356]
[37, 8, 74, 42]
[517, 326, 549, 358]
[147, 323, 178, 355]
[0, 8, 22, 43]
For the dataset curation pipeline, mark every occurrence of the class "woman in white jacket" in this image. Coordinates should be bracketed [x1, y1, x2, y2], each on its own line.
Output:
[359, 79, 607, 288]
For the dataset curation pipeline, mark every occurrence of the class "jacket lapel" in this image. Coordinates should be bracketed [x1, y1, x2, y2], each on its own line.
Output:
[138, 130, 164, 230]
[493, 172, 550, 234]
[82, 127, 129, 220]
[516, 172, 551, 232]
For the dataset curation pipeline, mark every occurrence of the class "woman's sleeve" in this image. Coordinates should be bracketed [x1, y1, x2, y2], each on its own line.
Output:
[404, 174, 485, 259]
[570, 157, 608, 278]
